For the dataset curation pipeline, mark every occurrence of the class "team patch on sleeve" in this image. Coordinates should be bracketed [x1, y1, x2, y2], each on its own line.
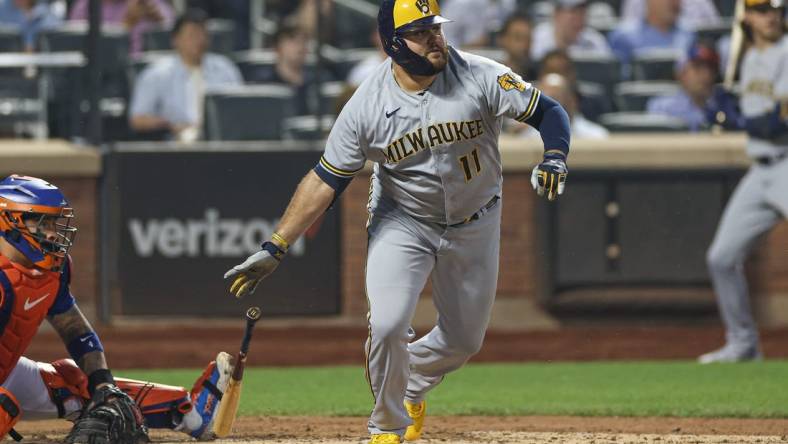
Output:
[497, 72, 527, 92]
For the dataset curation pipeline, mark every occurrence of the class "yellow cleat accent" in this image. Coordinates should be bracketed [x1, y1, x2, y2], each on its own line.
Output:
[403, 400, 426, 441]
[369, 433, 402, 444]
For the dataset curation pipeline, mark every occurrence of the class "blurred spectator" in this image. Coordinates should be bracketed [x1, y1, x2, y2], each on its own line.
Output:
[621, 0, 722, 30]
[538, 49, 577, 85]
[129, 9, 242, 143]
[265, 0, 299, 21]
[186, 0, 250, 50]
[346, 27, 386, 87]
[518, 73, 609, 138]
[531, 0, 611, 61]
[249, 23, 335, 115]
[646, 42, 718, 131]
[608, 0, 696, 67]
[0, 0, 62, 51]
[497, 11, 535, 79]
[290, 0, 335, 45]
[69, 0, 174, 54]
[441, 0, 516, 48]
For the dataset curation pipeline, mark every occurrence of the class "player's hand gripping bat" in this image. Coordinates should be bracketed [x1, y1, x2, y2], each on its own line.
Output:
[212, 306, 262, 437]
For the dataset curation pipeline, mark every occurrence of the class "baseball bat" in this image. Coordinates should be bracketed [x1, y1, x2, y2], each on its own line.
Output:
[724, 0, 746, 90]
[212, 306, 262, 438]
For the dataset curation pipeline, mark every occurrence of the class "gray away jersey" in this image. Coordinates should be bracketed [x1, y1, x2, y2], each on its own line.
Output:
[320, 47, 541, 225]
[739, 35, 788, 157]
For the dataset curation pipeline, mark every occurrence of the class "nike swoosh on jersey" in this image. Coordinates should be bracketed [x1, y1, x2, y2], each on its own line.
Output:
[24, 293, 50, 311]
[385, 107, 401, 118]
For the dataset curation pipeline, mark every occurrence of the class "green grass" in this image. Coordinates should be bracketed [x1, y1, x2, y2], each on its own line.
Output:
[121, 361, 788, 418]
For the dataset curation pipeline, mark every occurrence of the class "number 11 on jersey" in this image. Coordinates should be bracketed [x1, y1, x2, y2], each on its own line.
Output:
[459, 148, 482, 182]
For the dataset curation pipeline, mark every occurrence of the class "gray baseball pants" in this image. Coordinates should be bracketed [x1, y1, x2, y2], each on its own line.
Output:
[364, 198, 501, 435]
[707, 157, 788, 348]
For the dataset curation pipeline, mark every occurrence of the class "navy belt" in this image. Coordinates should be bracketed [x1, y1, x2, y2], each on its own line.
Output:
[755, 152, 787, 166]
[448, 196, 500, 228]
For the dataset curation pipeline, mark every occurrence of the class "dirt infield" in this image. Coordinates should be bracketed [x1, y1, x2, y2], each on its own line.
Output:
[18, 326, 788, 442]
[15, 416, 788, 443]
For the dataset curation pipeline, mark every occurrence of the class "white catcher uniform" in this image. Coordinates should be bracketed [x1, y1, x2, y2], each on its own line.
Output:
[318, 47, 556, 434]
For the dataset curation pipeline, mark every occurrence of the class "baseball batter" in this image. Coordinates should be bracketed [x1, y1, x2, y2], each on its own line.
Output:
[225, 1, 571, 442]
[700, 0, 788, 363]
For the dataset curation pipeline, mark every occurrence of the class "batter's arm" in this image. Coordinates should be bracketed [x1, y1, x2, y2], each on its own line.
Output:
[225, 170, 337, 298]
[274, 170, 336, 244]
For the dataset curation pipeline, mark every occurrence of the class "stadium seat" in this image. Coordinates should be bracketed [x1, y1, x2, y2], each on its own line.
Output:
[282, 115, 335, 141]
[38, 23, 129, 68]
[577, 81, 615, 122]
[572, 51, 621, 93]
[696, 21, 733, 46]
[325, 47, 380, 81]
[333, 1, 377, 49]
[598, 112, 689, 132]
[0, 76, 46, 138]
[38, 24, 131, 141]
[0, 26, 22, 52]
[631, 48, 680, 81]
[614, 81, 680, 112]
[715, 0, 737, 17]
[143, 19, 236, 54]
[318, 81, 347, 116]
[203, 84, 295, 140]
[232, 50, 277, 82]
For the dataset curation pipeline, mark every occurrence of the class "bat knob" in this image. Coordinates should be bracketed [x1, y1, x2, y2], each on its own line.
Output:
[246, 306, 262, 322]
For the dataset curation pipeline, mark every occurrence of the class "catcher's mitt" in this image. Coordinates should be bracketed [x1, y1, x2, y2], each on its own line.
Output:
[64, 385, 149, 444]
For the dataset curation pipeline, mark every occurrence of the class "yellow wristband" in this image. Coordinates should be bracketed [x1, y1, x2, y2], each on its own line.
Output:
[271, 232, 290, 251]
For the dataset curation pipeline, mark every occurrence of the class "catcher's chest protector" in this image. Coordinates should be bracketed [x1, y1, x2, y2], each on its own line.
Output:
[0, 255, 60, 383]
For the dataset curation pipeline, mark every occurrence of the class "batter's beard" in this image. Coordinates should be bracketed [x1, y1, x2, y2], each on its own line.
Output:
[426, 47, 448, 72]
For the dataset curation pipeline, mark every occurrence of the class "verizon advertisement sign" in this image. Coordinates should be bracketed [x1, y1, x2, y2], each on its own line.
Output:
[105, 148, 340, 317]
[128, 209, 306, 258]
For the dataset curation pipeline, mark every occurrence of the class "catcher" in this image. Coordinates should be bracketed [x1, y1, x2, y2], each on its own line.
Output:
[0, 174, 232, 443]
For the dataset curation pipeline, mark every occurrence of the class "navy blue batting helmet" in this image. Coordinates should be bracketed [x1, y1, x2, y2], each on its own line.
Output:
[378, 0, 451, 76]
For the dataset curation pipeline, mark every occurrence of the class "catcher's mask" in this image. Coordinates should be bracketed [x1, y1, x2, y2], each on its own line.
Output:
[378, 0, 452, 76]
[0, 175, 76, 272]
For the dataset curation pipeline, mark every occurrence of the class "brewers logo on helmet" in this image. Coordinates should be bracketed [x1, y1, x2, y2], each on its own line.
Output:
[378, 0, 452, 76]
[0, 175, 76, 271]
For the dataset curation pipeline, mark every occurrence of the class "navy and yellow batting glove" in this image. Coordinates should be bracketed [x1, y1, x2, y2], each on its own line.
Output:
[531, 151, 568, 201]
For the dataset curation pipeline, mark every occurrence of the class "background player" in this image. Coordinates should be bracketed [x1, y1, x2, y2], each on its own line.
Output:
[700, 0, 788, 363]
[0, 174, 232, 442]
[225, 0, 570, 442]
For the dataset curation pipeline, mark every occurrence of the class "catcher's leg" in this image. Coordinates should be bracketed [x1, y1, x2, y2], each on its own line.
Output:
[1, 357, 84, 420]
[37, 355, 233, 440]
[0, 387, 21, 441]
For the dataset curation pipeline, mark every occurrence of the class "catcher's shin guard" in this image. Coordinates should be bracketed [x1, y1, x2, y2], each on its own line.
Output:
[39, 359, 192, 429]
[0, 388, 21, 441]
[188, 352, 233, 439]
[114, 378, 192, 429]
